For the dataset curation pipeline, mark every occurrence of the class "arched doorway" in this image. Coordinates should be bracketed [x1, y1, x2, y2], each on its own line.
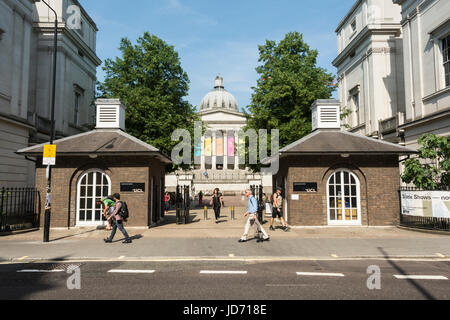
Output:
[327, 169, 361, 225]
[76, 169, 111, 226]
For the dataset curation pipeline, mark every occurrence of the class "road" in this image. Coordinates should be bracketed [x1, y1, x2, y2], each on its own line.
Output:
[0, 259, 448, 300]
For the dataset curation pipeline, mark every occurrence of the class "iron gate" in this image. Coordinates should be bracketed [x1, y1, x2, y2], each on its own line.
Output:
[176, 185, 190, 224]
[0, 187, 40, 232]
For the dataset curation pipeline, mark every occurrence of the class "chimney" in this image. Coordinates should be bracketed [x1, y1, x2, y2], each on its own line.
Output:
[311, 99, 341, 131]
[95, 99, 127, 130]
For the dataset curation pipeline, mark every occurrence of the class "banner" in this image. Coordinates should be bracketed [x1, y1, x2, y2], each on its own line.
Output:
[194, 141, 201, 157]
[227, 137, 235, 156]
[400, 190, 450, 218]
[204, 138, 212, 156]
[216, 137, 223, 156]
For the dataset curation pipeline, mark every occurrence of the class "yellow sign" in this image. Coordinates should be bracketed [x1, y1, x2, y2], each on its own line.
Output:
[43, 145, 56, 165]
[204, 138, 212, 156]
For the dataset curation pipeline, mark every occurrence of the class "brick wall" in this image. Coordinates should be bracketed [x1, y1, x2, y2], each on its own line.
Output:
[35, 156, 166, 228]
[276, 155, 400, 226]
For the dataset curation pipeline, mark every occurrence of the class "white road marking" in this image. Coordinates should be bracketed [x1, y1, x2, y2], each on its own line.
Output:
[394, 275, 448, 280]
[297, 272, 345, 277]
[331, 254, 339, 258]
[119, 256, 125, 260]
[17, 256, 28, 261]
[17, 269, 64, 273]
[436, 253, 446, 258]
[228, 254, 235, 257]
[108, 269, 155, 274]
[200, 270, 248, 274]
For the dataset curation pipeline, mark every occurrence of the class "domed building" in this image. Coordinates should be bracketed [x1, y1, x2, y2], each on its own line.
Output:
[166, 75, 268, 196]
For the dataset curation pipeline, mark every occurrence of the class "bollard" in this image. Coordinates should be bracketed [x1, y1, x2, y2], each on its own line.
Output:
[231, 206, 235, 220]
[204, 206, 208, 220]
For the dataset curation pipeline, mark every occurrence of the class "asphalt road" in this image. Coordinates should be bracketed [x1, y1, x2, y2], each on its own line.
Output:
[0, 259, 448, 300]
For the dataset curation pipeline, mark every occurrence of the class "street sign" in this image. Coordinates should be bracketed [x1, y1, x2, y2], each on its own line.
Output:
[43, 145, 56, 165]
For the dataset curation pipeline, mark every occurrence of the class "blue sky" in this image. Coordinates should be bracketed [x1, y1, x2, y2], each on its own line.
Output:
[80, 0, 356, 110]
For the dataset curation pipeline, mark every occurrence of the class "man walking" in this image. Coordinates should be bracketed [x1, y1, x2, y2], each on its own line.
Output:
[104, 193, 132, 244]
[239, 189, 270, 243]
[270, 188, 288, 232]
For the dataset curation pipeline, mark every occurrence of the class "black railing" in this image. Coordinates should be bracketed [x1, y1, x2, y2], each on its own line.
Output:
[176, 185, 190, 224]
[0, 187, 40, 233]
[399, 187, 450, 231]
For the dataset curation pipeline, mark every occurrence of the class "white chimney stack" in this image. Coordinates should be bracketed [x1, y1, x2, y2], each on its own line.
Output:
[95, 99, 127, 130]
[311, 99, 341, 131]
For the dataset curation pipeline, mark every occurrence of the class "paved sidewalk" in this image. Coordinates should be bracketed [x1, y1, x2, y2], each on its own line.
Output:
[0, 210, 448, 263]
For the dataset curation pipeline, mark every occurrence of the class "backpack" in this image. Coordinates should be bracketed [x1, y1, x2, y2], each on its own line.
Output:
[118, 201, 129, 221]
[257, 200, 265, 212]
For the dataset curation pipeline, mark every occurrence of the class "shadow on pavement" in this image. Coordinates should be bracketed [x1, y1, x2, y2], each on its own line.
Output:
[377, 247, 436, 300]
[50, 228, 99, 242]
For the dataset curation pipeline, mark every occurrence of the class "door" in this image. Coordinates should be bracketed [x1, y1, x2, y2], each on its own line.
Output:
[327, 170, 361, 225]
[76, 170, 111, 226]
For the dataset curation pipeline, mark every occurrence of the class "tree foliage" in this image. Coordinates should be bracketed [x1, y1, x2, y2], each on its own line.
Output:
[97, 32, 199, 167]
[245, 32, 336, 149]
[401, 134, 450, 189]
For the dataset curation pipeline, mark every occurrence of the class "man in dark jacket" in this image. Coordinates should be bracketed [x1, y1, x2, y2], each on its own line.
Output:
[104, 193, 132, 244]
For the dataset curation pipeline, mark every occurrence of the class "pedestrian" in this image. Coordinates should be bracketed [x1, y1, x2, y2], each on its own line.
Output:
[270, 188, 288, 231]
[104, 193, 132, 244]
[198, 191, 203, 206]
[239, 189, 270, 243]
[100, 195, 115, 230]
[164, 191, 171, 216]
[210, 188, 223, 223]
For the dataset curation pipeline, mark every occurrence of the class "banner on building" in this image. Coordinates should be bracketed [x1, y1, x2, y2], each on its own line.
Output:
[227, 137, 235, 156]
[216, 137, 223, 156]
[204, 138, 212, 156]
[194, 141, 201, 157]
[400, 190, 450, 218]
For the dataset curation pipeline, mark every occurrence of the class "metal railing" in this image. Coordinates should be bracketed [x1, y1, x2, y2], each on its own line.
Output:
[399, 186, 450, 231]
[0, 187, 40, 233]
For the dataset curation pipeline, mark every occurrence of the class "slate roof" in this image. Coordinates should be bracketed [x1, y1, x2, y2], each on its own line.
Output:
[262, 129, 417, 164]
[16, 129, 172, 163]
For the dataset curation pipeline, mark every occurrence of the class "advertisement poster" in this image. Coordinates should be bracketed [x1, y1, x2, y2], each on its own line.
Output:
[400, 191, 450, 218]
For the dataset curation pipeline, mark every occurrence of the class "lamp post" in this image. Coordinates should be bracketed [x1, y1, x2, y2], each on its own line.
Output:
[36, 0, 58, 242]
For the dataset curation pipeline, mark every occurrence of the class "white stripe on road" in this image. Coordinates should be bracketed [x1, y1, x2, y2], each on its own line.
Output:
[200, 270, 248, 274]
[108, 269, 155, 274]
[297, 272, 345, 277]
[394, 275, 448, 280]
[17, 269, 64, 273]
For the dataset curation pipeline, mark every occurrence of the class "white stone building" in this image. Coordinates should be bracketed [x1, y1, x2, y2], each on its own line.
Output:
[333, 0, 406, 143]
[0, 0, 100, 187]
[166, 75, 271, 195]
[393, 0, 450, 149]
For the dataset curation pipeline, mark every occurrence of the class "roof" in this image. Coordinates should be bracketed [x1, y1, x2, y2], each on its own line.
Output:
[200, 75, 239, 112]
[16, 129, 172, 164]
[262, 129, 417, 164]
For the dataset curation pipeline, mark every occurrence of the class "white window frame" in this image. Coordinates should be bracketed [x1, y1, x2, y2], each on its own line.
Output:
[326, 169, 362, 226]
[76, 169, 111, 227]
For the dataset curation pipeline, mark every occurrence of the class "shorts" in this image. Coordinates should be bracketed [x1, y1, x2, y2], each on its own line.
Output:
[272, 207, 283, 219]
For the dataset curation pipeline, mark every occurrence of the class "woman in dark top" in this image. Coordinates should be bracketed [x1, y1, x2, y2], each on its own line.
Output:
[210, 188, 223, 223]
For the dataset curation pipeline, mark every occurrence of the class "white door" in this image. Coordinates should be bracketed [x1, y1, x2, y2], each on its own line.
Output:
[76, 170, 111, 226]
[327, 170, 361, 226]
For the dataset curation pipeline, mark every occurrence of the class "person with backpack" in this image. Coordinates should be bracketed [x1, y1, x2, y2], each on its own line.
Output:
[104, 193, 132, 244]
[270, 188, 288, 232]
[239, 189, 270, 243]
[101, 195, 115, 230]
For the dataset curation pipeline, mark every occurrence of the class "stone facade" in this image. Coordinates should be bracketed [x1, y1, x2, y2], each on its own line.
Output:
[0, 0, 100, 187]
[274, 155, 401, 226]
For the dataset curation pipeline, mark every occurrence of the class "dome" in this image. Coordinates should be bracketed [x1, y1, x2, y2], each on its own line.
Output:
[200, 75, 239, 111]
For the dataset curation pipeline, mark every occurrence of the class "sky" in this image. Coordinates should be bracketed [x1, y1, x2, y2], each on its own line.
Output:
[79, 0, 356, 111]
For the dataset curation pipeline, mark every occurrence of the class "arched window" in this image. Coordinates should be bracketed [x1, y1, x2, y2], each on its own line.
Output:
[76, 169, 111, 226]
[327, 169, 361, 225]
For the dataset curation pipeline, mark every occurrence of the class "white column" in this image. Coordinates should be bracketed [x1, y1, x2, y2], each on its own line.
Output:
[212, 130, 217, 170]
[200, 135, 205, 170]
[223, 130, 228, 169]
[234, 131, 239, 169]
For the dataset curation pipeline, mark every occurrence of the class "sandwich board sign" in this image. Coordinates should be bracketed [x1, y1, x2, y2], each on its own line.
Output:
[43, 145, 56, 166]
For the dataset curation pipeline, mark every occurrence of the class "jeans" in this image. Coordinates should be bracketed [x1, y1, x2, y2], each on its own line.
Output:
[108, 219, 130, 241]
[213, 206, 221, 220]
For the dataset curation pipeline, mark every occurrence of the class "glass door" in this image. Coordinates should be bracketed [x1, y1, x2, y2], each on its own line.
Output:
[327, 170, 361, 225]
[77, 170, 111, 226]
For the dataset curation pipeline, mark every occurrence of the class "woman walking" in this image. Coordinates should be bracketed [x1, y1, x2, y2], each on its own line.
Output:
[210, 188, 223, 224]
[164, 192, 171, 216]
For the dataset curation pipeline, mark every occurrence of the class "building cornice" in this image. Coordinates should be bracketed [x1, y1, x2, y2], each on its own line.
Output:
[333, 24, 401, 67]
[399, 108, 450, 130]
[335, 0, 363, 33]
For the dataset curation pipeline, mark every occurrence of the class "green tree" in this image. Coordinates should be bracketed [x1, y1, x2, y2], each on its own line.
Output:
[97, 32, 199, 168]
[401, 134, 450, 189]
[245, 32, 336, 150]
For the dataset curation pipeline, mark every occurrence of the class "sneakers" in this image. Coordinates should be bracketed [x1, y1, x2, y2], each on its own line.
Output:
[123, 239, 132, 244]
[238, 239, 247, 243]
[269, 226, 275, 231]
[283, 226, 289, 232]
[104, 238, 112, 243]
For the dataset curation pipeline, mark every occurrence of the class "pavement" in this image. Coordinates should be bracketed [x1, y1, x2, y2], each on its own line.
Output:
[0, 209, 449, 263]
